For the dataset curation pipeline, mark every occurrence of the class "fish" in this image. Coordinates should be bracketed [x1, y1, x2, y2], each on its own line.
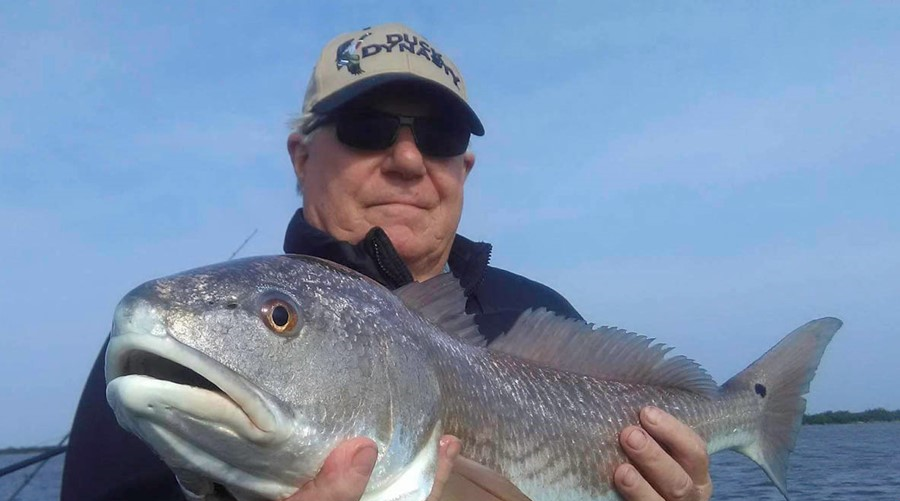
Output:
[104, 254, 841, 501]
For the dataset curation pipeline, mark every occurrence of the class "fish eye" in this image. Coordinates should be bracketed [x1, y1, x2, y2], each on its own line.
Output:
[260, 295, 299, 336]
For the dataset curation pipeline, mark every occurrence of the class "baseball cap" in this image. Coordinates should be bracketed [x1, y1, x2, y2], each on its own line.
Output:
[301, 23, 484, 136]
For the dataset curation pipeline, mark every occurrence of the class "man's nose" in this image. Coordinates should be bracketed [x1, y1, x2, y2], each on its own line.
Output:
[383, 126, 426, 179]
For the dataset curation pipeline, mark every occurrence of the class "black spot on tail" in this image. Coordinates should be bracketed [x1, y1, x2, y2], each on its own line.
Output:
[755, 383, 767, 398]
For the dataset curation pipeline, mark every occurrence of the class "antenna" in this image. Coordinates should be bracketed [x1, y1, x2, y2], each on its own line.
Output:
[228, 228, 258, 261]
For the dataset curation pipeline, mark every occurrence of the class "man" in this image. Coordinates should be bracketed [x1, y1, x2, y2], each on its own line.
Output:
[62, 23, 712, 501]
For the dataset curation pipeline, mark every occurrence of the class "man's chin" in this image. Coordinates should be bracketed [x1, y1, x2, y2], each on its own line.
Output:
[368, 202, 429, 218]
[366, 205, 428, 236]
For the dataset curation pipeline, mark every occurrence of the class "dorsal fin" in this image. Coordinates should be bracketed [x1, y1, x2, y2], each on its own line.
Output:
[489, 308, 718, 396]
[394, 274, 486, 346]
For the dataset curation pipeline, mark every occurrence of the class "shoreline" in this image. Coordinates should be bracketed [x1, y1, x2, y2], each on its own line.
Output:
[803, 408, 900, 425]
[0, 446, 66, 455]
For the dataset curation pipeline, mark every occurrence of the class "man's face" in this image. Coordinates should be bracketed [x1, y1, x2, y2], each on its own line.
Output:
[287, 91, 475, 280]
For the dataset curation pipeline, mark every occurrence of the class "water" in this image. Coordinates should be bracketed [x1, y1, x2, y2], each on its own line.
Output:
[711, 422, 899, 500]
[0, 452, 63, 501]
[1, 423, 897, 500]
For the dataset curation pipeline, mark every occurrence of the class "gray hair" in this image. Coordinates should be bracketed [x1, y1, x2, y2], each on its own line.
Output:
[288, 111, 326, 195]
[288, 110, 323, 141]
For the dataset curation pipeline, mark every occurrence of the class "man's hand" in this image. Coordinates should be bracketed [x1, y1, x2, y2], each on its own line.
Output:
[614, 407, 712, 501]
[285, 435, 461, 501]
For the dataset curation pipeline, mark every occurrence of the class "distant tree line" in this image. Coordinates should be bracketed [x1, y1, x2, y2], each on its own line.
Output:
[803, 408, 900, 425]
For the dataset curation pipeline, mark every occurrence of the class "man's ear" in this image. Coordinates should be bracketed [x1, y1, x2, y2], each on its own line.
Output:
[463, 151, 476, 178]
[287, 132, 309, 188]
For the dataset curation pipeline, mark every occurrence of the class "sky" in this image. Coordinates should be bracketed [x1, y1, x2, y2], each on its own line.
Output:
[1, 2, 898, 447]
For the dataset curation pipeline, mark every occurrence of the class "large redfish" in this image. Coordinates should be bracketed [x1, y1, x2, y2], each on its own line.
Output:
[105, 255, 840, 500]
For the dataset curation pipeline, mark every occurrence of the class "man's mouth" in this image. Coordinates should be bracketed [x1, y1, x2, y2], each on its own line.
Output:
[368, 200, 433, 210]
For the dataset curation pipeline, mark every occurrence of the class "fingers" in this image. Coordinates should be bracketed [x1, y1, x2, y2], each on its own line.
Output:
[640, 407, 710, 487]
[614, 462, 665, 501]
[425, 435, 461, 501]
[615, 407, 712, 501]
[286, 437, 378, 501]
[616, 426, 686, 500]
[285, 436, 461, 501]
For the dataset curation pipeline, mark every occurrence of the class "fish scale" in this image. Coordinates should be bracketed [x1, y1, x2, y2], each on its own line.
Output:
[431, 347, 710, 499]
[395, 280, 833, 500]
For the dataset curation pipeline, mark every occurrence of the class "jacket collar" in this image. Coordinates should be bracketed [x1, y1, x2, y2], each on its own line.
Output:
[283, 208, 491, 293]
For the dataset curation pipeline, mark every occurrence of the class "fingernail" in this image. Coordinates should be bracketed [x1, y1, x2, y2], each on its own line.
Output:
[440, 436, 460, 459]
[446, 439, 460, 460]
[352, 446, 377, 476]
[621, 465, 638, 487]
[643, 406, 661, 425]
[626, 428, 647, 449]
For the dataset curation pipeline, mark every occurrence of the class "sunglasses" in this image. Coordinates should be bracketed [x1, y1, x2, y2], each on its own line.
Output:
[309, 110, 471, 157]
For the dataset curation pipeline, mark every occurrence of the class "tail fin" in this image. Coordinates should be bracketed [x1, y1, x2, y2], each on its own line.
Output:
[721, 317, 842, 499]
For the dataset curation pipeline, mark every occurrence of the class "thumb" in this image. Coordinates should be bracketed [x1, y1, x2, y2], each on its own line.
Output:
[286, 438, 378, 501]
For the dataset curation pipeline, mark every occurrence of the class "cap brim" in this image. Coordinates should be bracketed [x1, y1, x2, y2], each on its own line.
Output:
[311, 73, 484, 136]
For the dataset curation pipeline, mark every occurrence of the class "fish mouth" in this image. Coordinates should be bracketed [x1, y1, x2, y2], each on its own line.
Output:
[122, 350, 222, 393]
[106, 333, 291, 445]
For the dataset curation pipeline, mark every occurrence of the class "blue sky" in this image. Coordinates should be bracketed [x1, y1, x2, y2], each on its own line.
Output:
[1, 2, 898, 447]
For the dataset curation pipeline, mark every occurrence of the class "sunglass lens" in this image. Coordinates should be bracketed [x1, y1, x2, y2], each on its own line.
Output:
[414, 117, 470, 157]
[334, 111, 470, 156]
[336, 113, 398, 151]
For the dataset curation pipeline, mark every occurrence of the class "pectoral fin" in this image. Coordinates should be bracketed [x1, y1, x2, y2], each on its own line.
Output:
[442, 456, 532, 501]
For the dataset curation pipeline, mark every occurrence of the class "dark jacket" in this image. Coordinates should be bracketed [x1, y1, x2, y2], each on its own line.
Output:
[61, 209, 581, 500]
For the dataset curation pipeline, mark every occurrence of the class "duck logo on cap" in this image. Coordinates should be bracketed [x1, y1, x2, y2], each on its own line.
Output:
[335, 29, 372, 75]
